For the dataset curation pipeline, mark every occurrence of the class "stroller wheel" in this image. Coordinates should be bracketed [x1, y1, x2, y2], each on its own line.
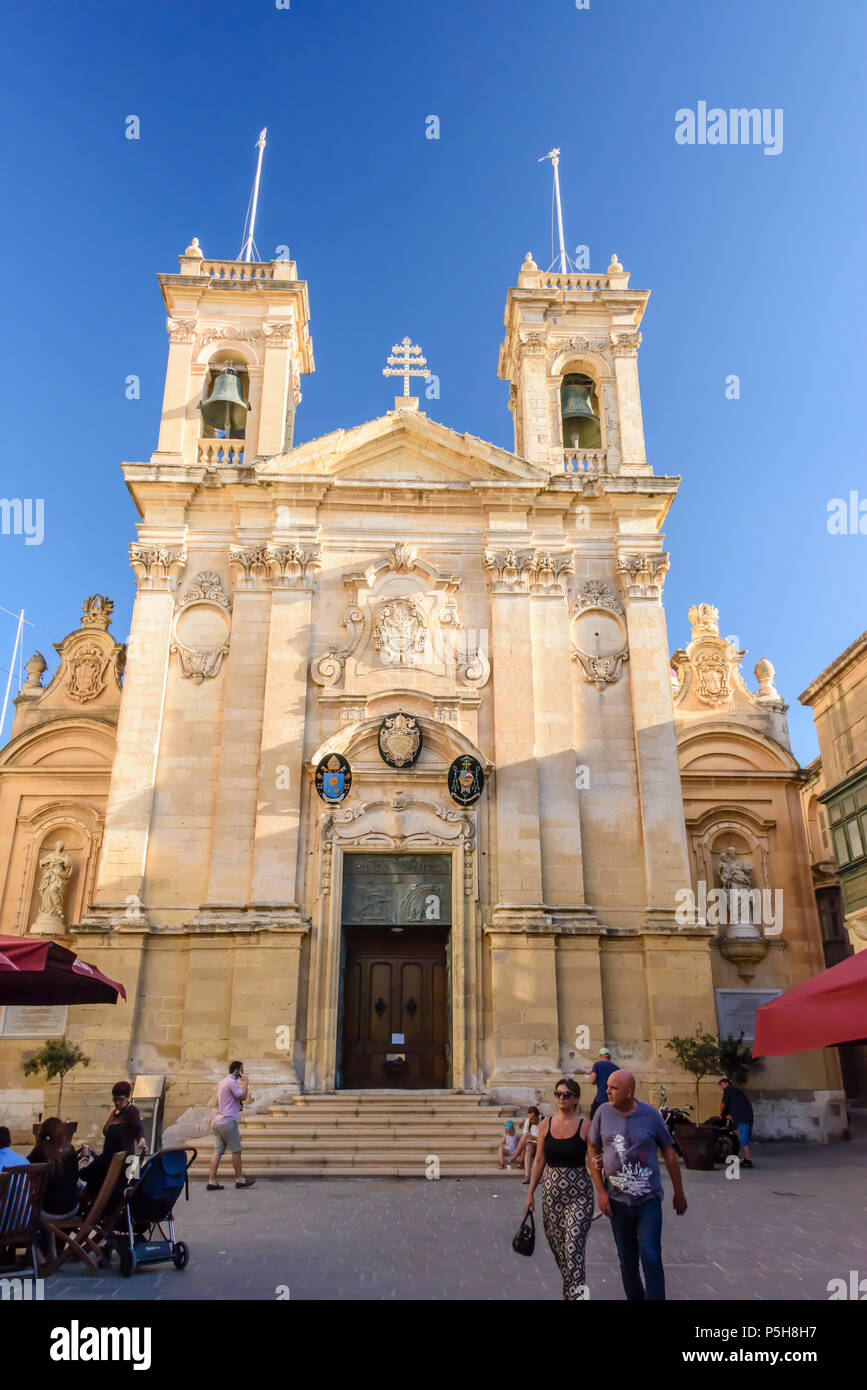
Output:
[119, 1248, 137, 1279]
[172, 1241, 190, 1270]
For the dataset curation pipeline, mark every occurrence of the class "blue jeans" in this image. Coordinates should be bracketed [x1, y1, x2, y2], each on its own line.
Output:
[609, 1196, 665, 1300]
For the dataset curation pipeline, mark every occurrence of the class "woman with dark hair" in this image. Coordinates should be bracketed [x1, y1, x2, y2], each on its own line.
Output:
[27, 1117, 80, 1264]
[103, 1081, 141, 1137]
[523, 1078, 594, 1301]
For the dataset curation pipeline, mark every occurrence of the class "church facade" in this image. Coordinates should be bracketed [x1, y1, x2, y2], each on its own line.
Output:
[0, 243, 847, 1142]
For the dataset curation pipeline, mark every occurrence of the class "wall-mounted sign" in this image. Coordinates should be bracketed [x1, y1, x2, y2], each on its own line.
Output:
[448, 754, 484, 806]
[715, 988, 782, 1044]
[378, 712, 422, 768]
[315, 753, 352, 804]
[0, 1004, 68, 1038]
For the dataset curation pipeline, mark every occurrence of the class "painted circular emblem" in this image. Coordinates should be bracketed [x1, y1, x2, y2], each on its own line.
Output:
[378, 712, 422, 769]
[315, 753, 352, 804]
[448, 754, 484, 806]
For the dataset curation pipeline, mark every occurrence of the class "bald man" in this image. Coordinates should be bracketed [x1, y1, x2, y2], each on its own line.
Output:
[587, 1069, 687, 1301]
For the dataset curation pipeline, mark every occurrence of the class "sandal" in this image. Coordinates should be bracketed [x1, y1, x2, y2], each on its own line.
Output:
[206, 1182, 224, 1191]
[235, 1178, 256, 1189]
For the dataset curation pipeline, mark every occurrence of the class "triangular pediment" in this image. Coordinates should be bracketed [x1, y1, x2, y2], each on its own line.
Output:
[258, 408, 548, 485]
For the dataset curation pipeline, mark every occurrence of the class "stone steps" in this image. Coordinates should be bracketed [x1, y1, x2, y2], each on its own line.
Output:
[191, 1091, 528, 1179]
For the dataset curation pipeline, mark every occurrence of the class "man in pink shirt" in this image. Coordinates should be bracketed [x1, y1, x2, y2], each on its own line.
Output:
[207, 1060, 256, 1190]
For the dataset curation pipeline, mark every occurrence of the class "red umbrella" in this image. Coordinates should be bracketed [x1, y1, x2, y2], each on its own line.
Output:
[0, 935, 126, 1006]
[753, 949, 867, 1056]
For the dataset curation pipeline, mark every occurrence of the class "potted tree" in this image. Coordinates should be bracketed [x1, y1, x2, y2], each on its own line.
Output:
[23, 1037, 90, 1138]
[665, 1031, 720, 1169]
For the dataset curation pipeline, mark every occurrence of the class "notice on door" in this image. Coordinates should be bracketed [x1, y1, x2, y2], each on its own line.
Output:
[391, 1033, 405, 1045]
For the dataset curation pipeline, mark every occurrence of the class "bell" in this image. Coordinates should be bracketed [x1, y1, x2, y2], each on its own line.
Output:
[561, 374, 601, 450]
[199, 368, 250, 438]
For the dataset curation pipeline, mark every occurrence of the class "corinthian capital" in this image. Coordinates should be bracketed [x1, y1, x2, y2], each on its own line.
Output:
[616, 551, 670, 600]
[129, 544, 187, 591]
[229, 542, 322, 591]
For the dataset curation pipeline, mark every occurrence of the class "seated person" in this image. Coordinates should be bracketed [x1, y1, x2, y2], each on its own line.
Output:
[27, 1117, 81, 1264]
[0, 1124, 28, 1171]
[79, 1119, 146, 1214]
[102, 1081, 142, 1138]
[498, 1120, 521, 1169]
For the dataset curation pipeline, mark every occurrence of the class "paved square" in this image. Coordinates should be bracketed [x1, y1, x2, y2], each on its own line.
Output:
[41, 1117, 866, 1301]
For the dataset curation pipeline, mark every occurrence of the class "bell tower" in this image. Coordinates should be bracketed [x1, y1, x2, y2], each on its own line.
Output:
[497, 252, 650, 476]
[152, 238, 314, 468]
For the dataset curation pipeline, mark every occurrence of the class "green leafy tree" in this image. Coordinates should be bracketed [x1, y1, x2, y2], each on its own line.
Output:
[22, 1038, 90, 1113]
[665, 1030, 720, 1115]
[718, 1032, 752, 1085]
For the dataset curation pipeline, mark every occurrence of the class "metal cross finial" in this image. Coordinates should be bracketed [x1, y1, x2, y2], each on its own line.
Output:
[382, 337, 431, 396]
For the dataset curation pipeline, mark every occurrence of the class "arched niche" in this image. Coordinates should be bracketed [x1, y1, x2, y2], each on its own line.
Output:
[549, 350, 615, 455]
[19, 809, 100, 934]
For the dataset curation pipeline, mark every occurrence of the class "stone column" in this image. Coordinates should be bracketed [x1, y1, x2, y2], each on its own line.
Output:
[611, 335, 648, 473]
[484, 552, 545, 921]
[616, 550, 691, 923]
[256, 325, 294, 457]
[643, 931, 716, 1090]
[63, 926, 149, 1131]
[555, 935, 605, 1073]
[527, 553, 588, 916]
[227, 929, 309, 1090]
[514, 340, 552, 467]
[154, 327, 196, 463]
[486, 931, 562, 1088]
[201, 580, 271, 913]
[249, 547, 320, 917]
[87, 546, 185, 915]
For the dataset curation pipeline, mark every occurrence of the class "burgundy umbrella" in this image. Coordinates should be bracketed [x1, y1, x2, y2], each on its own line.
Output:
[753, 949, 867, 1056]
[0, 935, 126, 1006]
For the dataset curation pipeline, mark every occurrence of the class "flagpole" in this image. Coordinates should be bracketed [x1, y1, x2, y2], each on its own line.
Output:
[539, 147, 573, 274]
[241, 128, 268, 262]
[0, 608, 24, 741]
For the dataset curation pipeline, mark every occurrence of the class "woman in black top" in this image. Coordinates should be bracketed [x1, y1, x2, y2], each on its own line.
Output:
[27, 1116, 80, 1264]
[524, 1078, 594, 1301]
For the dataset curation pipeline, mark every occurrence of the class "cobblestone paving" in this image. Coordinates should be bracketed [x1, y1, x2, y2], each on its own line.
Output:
[42, 1117, 866, 1301]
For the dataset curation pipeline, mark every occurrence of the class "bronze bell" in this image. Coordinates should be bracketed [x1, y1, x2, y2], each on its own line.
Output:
[199, 368, 250, 438]
[561, 374, 601, 450]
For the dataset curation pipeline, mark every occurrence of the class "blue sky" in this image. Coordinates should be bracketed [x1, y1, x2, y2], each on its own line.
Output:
[0, 0, 864, 760]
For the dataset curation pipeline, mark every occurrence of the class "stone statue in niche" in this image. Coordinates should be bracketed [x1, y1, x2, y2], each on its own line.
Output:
[34, 841, 74, 930]
[718, 846, 755, 922]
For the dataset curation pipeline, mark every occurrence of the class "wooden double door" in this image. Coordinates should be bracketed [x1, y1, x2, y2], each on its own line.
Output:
[340, 924, 449, 1089]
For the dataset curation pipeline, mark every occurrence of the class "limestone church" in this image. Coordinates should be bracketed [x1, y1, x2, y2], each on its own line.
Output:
[0, 240, 848, 1149]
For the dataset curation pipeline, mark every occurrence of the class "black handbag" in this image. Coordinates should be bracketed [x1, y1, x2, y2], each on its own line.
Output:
[512, 1208, 535, 1257]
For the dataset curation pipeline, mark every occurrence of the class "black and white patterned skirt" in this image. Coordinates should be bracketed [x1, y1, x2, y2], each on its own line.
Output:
[541, 1164, 594, 1301]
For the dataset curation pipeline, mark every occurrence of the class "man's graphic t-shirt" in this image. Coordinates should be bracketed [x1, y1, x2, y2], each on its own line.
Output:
[588, 1100, 674, 1206]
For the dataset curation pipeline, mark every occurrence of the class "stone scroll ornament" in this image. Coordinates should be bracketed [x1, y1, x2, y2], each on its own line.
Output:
[378, 712, 422, 768]
[315, 754, 352, 805]
[448, 755, 484, 807]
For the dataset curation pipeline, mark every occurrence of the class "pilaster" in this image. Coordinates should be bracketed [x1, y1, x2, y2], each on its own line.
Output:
[249, 550, 321, 916]
[87, 548, 185, 917]
[616, 548, 691, 921]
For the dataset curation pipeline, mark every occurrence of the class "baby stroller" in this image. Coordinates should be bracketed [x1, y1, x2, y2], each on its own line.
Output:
[108, 1146, 197, 1278]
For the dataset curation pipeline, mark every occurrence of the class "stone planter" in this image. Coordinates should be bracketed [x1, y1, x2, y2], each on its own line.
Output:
[676, 1123, 716, 1170]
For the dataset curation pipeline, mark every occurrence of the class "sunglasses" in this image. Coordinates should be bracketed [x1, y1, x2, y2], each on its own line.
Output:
[555, 1091, 575, 1100]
